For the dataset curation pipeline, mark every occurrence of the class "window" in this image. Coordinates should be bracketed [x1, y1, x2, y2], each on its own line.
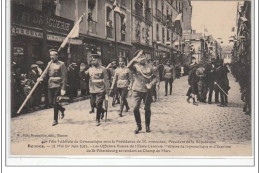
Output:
[121, 15, 126, 41]
[121, 0, 126, 7]
[88, 0, 96, 21]
[106, 7, 113, 38]
[156, 24, 159, 41]
[167, 29, 170, 41]
[162, 28, 165, 43]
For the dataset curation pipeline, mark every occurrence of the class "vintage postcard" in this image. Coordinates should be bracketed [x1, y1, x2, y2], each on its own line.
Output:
[6, 0, 255, 166]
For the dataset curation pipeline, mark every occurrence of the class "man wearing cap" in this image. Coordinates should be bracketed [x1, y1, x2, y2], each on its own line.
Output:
[163, 60, 175, 96]
[106, 59, 120, 106]
[38, 49, 67, 126]
[85, 54, 109, 126]
[127, 50, 159, 134]
[110, 57, 132, 117]
[36, 61, 44, 75]
[28, 64, 40, 109]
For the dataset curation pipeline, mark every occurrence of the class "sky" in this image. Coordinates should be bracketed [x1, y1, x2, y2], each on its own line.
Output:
[191, 0, 242, 46]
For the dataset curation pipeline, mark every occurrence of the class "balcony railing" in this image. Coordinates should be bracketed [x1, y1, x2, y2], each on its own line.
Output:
[133, 9, 144, 18]
[106, 26, 113, 38]
[88, 20, 97, 34]
[156, 9, 162, 20]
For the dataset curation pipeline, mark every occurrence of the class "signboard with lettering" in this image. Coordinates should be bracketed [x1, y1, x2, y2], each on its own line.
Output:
[11, 26, 43, 38]
[11, 26, 82, 45]
[12, 4, 73, 34]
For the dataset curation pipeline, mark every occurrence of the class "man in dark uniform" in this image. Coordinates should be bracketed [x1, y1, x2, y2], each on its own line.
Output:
[215, 60, 230, 107]
[85, 54, 110, 126]
[128, 50, 159, 134]
[205, 61, 216, 104]
[28, 64, 40, 109]
[187, 64, 199, 105]
[38, 49, 67, 126]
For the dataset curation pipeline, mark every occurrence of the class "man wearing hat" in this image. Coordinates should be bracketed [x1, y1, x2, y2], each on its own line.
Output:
[38, 49, 67, 126]
[163, 60, 175, 96]
[110, 57, 132, 117]
[106, 59, 120, 106]
[127, 50, 159, 134]
[28, 64, 40, 109]
[36, 60, 48, 107]
[36, 61, 44, 75]
[85, 54, 110, 126]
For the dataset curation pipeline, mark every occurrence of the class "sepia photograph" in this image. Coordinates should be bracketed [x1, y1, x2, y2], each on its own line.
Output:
[5, 0, 256, 166]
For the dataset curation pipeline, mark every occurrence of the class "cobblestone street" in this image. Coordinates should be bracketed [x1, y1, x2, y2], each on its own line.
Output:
[10, 74, 252, 156]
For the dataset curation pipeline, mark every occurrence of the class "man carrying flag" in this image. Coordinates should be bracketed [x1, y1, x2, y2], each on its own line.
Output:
[17, 14, 85, 124]
[37, 49, 67, 126]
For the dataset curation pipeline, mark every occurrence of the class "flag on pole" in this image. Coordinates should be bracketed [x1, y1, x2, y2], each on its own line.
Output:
[113, 0, 121, 14]
[174, 13, 182, 22]
[204, 28, 208, 32]
[59, 13, 85, 50]
[231, 27, 235, 32]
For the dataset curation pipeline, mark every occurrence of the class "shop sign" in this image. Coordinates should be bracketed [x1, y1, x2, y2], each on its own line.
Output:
[12, 4, 73, 34]
[11, 26, 82, 45]
[14, 47, 24, 55]
[11, 26, 43, 38]
[47, 34, 82, 45]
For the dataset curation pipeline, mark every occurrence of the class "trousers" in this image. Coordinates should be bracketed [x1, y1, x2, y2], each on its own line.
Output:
[48, 88, 64, 121]
[117, 87, 129, 113]
[132, 91, 152, 127]
[165, 78, 173, 95]
[90, 92, 105, 121]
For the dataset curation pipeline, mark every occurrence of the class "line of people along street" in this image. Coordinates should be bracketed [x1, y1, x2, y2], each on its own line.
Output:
[11, 48, 249, 134]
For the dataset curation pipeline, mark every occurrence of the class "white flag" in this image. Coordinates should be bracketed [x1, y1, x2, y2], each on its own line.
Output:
[60, 14, 85, 49]
[174, 13, 182, 22]
[113, 0, 121, 14]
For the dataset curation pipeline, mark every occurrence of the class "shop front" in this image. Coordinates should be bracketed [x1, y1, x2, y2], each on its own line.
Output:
[11, 4, 82, 71]
[154, 43, 171, 64]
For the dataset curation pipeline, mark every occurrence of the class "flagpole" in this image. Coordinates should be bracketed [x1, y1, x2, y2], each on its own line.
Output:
[17, 13, 85, 114]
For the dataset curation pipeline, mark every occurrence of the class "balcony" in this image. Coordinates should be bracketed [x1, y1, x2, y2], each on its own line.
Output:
[156, 9, 162, 20]
[106, 26, 113, 38]
[133, 9, 144, 18]
[88, 20, 97, 34]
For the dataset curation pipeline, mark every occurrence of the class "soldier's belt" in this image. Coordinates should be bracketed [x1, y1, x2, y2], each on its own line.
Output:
[92, 79, 104, 82]
[49, 77, 62, 80]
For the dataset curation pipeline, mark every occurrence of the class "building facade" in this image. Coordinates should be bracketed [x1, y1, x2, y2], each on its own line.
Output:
[11, 0, 193, 70]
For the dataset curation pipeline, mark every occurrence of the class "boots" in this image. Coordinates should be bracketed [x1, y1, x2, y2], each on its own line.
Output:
[193, 98, 198, 106]
[134, 126, 142, 134]
[60, 107, 65, 119]
[146, 126, 151, 132]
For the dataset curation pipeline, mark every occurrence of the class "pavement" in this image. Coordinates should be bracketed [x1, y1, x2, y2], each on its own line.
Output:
[10, 74, 252, 156]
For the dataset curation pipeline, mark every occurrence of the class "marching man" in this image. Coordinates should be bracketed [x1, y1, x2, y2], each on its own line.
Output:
[110, 57, 132, 117]
[85, 54, 110, 126]
[38, 49, 67, 126]
[127, 50, 159, 134]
